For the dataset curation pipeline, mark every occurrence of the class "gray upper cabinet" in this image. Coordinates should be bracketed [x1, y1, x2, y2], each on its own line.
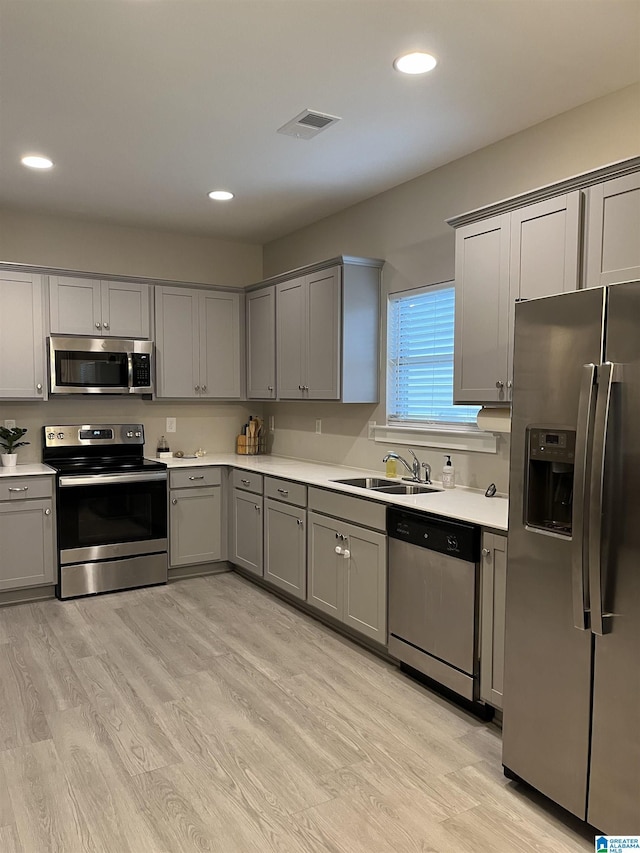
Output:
[246, 286, 276, 399]
[277, 274, 317, 399]
[454, 214, 511, 404]
[0, 272, 46, 399]
[454, 192, 582, 404]
[49, 276, 150, 338]
[155, 286, 242, 399]
[585, 172, 640, 288]
[267, 257, 381, 402]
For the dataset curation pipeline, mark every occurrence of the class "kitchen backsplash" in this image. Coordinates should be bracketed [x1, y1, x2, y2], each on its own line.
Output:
[0, 399, 262, 465]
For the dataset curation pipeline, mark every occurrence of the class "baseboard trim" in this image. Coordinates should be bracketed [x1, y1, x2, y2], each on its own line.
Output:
[168, 562, 232, 582]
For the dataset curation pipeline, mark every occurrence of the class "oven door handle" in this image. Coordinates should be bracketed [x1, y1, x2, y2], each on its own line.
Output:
[59, 472, 167, 487]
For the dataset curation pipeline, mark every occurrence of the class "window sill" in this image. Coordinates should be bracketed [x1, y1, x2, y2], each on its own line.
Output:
[373, 423, 498, 454]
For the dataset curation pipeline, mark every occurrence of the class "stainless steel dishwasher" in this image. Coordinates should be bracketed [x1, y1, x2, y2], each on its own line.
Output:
[387, 507, 482, 705]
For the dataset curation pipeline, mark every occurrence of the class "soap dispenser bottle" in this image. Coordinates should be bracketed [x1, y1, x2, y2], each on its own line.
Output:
[442, 455, 455, 489]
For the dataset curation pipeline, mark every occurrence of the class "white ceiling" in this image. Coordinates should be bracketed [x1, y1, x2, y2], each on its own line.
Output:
[1, 0, 639, 243]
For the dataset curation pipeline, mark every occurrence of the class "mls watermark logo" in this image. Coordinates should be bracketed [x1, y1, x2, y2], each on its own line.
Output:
[595, 837, 640, 852]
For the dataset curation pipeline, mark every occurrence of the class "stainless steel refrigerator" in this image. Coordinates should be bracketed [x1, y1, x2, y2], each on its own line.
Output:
[503, 281, 640, 834]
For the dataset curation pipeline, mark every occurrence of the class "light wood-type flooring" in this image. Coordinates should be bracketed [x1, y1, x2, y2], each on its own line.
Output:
[0, 572, 595, 852]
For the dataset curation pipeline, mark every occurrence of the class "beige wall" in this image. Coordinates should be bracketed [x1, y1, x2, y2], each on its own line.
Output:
[0, 209, 263, 287]
[263, 84, 640, 491]
[1, 398, 263, 465]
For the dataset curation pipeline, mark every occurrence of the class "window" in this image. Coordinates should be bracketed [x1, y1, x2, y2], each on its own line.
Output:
[387, 282, 480, 427]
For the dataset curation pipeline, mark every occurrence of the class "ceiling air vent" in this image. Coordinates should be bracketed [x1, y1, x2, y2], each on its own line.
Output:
[277, 109, 341, 140]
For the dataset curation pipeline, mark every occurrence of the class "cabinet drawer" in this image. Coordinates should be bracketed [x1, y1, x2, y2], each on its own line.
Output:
[169, 467, 222, 489]
[308, 487, 386, 532]
[231, 469, 264, 494]
[265, 477, 307, 507]
[0, 477, 53, 501]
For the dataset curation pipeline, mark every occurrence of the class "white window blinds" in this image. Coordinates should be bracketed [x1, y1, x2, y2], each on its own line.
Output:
[387, 284, 480, 426]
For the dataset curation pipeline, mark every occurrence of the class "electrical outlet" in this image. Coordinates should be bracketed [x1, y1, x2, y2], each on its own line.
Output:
[166, 417, 176, 433]
[368, 420, 376, 439]
[3, 420, 16, 430]
[269, 415, 275, 432]
[315, 419, 322, 434]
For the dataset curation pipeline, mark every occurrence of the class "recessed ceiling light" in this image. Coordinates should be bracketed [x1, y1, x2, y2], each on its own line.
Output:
[21, 154, 54, 169]
[393, 52, 437, 75]
[208, 190, 234, 201]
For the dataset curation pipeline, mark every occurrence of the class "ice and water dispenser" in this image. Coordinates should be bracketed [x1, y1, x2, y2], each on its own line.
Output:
[524, 427, 576, 536]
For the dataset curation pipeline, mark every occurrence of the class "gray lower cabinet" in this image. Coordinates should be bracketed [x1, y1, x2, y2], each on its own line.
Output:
[169, 468, 223, 567]
[49, 276, 150, 338]
[0, 272, 46, 400]
[264, 498, 306, 599]
[480, 531, 507, 709]
[307, 508, 387, 644]
[0, 478, 55, 591]
[585, 172, 640, 287]
[231, 490, 263, 576]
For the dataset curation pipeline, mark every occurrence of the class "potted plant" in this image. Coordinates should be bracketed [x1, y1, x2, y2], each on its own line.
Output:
[0, 426, 30, 467]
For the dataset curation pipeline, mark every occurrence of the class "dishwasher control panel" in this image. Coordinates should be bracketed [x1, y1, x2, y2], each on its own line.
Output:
[387, 507, 480, 563]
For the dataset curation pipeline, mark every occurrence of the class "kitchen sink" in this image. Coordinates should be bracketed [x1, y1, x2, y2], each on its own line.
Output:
[372, 483, 441, 495]
[331, 477, 399, 488]
[331, 477, 441, 495]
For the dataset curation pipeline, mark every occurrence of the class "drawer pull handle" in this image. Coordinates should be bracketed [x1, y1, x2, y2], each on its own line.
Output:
[188, 476, 205, 481]
[241, 479, 251, 486]
[8, 486, 29, 492]
[277, 488, 289, 496]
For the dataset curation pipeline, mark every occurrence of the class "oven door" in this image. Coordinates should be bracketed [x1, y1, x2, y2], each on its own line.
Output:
[57, 472, 167, 564]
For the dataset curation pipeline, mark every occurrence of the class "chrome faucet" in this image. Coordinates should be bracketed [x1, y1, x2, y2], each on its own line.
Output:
[383, 450, 431, 484]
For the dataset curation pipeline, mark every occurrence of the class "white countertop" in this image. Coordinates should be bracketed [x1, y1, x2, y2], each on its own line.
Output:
[160, 454, 508, 531]
[0, 463, 56, 478]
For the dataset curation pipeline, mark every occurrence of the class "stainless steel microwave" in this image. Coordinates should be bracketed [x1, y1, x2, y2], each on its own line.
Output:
[49, 337, 154, 395]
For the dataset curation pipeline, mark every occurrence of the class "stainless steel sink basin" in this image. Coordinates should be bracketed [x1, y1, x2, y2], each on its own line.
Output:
[372, 483, 442, 495]
[331, 477, 398, 488]
[331, 477, 441, 495]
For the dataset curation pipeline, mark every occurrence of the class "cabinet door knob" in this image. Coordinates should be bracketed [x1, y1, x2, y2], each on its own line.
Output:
[195, 385, 200, 392]
[44, 508, 51, 515]
[335, 545, 344, 555]
[171, 498, 178, 505]
[298, 385, 304, 391]
[507, 380, 513, 389]
[482, 547, 490, 557]
[496, 380, 504, 389]
[296, 518, 303, 527]
[36, 383, 43, 392]
[95, 322, 102, 330]
[201, 384, 207, 392]
[268, 385, 273, 392]
[103, 322, 109, 330]
[255, 505, 260, 512]
[342, 549, 350, 559]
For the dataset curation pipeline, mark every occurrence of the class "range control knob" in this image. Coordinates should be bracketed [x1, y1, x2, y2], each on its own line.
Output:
[446, 535, 459, 551]
[126, 431, 134, 438]
[57, 432, 65, 439]
[134, 431, 142, 437]
[47, 431, 55, 440]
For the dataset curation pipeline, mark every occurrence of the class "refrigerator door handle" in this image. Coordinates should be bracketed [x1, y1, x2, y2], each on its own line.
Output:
[571, 363, 597, 630]
[588, 361, 620, 636]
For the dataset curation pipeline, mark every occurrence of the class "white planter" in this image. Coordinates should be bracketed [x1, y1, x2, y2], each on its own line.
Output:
[1, 453, 18, 467]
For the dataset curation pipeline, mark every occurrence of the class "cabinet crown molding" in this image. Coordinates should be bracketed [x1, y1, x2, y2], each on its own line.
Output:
[447, 156, 640, 229]
[247, 255, 384, 292]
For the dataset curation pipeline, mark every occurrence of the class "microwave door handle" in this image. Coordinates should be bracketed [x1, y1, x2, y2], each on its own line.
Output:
[588, 361, 620, 636]
[127, 353, 134, 390]
[571, 363, 596, 630]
